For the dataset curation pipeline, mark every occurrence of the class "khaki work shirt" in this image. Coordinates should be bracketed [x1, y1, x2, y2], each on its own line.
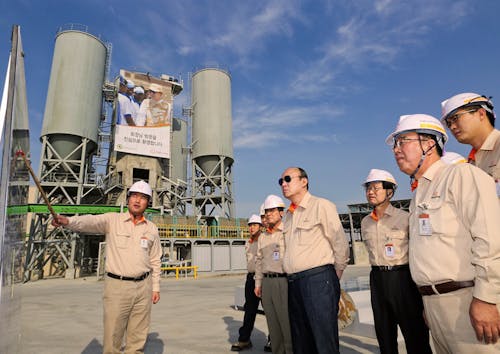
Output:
[67, 212, 162, 292]
[361, 204, 409, 266]
[409, 160, 500, 304]
[283, 192, 350, 274]
[245, 237, 259, 274]
[255, 223, 286, 288]
[471, 128, 500, 196]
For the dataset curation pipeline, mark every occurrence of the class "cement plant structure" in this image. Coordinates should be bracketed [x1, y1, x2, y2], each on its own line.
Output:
[20, 25, 409, 281]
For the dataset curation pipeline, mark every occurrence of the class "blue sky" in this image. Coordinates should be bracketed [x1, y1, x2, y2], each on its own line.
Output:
[2, 0, 500, 217]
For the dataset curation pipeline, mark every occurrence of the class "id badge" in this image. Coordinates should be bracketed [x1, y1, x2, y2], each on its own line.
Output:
[272, 250, 280, 261]
[418, 213, 432, 236]
[140, 237, 149, 249]
[385, 243, 395, 257]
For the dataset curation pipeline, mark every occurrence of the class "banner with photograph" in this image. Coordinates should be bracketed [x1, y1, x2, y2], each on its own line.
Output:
[114, 69, 175, 158]
[114, 125, 170, 158]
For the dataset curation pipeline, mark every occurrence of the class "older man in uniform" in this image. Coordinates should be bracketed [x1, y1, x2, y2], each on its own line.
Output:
[254, 195, 293, 354]
[441, 93, 500, 196]
[387, 114, 500, 353]
[280, 167, 349, 354]
[52, 180, 161, 354]
[361, 169, 431, 354]
[231, 214, 266, 351]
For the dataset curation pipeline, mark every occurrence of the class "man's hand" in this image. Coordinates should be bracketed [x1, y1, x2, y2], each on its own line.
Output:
[254, 287, 262, 298]
[470, 297, 500, 344]
[152, 291, 160, 304]
[51, 214, 69, 227]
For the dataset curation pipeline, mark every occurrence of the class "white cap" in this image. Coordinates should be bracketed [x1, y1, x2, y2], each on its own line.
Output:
[263, 194, 285, 210]
[259, 203, 265, 216]
[128, 180, 152, 198]
[126, 80, 135, 89]
[441, 92, 494, 122]
[247, 214, 262, 225]
[134, 86, 145, 94]
[386, 114, 448, 150]
[441, 151, 467, 165]
[149, 83, 164, 93]
[363, 169, 397, 186]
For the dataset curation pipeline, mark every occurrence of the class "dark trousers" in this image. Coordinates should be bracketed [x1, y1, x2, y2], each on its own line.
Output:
[370, 267, 432, 354]
[238, 273, 260, 341]
[288, 264, 341, 354]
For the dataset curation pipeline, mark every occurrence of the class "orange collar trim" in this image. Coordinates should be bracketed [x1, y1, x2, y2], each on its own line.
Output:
[288, 203, 297, 213]
[369, 210, 379, 222]
[131, 214, 145, 225]
[468, 148, 477, 163]
[411, 180, 418, 192]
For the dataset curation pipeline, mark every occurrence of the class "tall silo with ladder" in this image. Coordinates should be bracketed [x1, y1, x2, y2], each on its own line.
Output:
[190, 68, 234, 217]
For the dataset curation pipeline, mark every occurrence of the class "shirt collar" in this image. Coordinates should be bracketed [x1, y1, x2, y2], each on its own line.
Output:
[479, 128, 500, 151]
[421, 159, 446, 183]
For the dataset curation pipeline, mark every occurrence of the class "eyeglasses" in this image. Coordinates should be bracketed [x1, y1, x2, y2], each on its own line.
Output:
[365, 186, 384, 193]
[278, 175, 301, 186]
[392, 137, 427, 150]
[444, 109, 478, 128]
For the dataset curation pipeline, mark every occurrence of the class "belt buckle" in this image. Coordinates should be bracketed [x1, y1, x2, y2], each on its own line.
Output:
[386, 266, 394, 271]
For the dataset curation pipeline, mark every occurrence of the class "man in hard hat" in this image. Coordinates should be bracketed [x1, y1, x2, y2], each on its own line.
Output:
[258, 202, 272, 352]
[361, 169, 431, 354]
[387, 114, 500, 353]
[231, 214, 267, 352]
[254, 195, 293, 354]
[441, 93, 500, 196]
[279, 167, 349, 354]
[52, 180, 161, 354]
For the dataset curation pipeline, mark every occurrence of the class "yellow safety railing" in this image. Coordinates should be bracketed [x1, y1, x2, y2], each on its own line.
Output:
[157, 224, 250, 239]
[161, 265, 198, 279]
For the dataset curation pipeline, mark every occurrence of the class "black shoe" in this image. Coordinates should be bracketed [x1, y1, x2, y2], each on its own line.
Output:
[264, 338, 272, 352]
[231, 340, 252, 351]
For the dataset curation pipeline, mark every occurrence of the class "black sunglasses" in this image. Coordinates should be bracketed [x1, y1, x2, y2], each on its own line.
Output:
[278, 175, 300, 186]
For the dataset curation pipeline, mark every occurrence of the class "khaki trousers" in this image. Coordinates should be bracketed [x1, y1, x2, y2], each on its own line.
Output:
[422, 287, 500, 354]
[103, 275, 153, 354]
[262, 277, 293, 354]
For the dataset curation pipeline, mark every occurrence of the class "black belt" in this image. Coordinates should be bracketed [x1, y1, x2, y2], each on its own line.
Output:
[264, 272, 287, 278]
[247, 272, 255, 277]
[106, 272, 150, 281]
[418, 280, 474, 296]
[371, 264, 409, 271]
[287, 264, 333, 281]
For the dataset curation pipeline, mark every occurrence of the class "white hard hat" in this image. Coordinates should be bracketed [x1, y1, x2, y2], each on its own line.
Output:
[263, 194, 285, 210]
[386, 114, 448, 150]
[133, 86, 145, 94]
[247, 214, 262, 225]
[441, 92, 494, 122]
[259, 203, 265, 216]
[363, 169, 397, 187]
[126, 80, 135, 89]
[441, 151, 467, 165]
[149, 83, 164, 93]
[128, 180, 152, 198]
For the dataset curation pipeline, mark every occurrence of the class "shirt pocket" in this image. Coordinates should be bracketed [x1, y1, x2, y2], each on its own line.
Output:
[296, 220, 319, 245]
[421, 198, 458, 237]
[384, 230, 407, 260]
[115, 233, 131, 249]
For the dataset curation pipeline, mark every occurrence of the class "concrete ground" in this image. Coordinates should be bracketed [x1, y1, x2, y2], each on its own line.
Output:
[19, 265, 408, 353]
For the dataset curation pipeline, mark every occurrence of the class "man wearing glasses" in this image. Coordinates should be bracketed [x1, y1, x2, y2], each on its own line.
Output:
[361, 169, 431, 354]
[387, 114, 500, 353]
[279, 167, 349, 354]
[441, 93, 500, 196]
[52, 180, 161, 354]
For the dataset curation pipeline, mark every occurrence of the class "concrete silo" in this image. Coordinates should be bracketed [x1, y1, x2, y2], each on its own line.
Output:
[37, 26, 108, 206]
[191, 68, 234, 217]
